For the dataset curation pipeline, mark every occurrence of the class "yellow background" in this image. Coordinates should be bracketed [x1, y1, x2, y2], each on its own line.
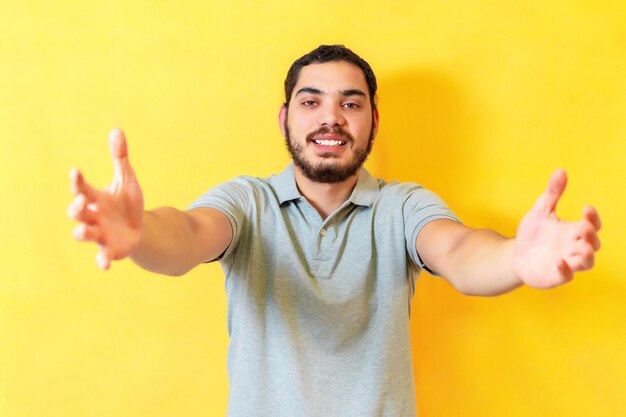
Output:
[1, 1, 624, 416]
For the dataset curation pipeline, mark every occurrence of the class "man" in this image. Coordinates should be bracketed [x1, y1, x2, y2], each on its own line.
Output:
[68, 45, 601, 416]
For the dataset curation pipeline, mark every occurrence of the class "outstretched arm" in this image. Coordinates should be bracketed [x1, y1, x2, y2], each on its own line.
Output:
[416, 170, 602, 296]
[68, 129, 232, 275]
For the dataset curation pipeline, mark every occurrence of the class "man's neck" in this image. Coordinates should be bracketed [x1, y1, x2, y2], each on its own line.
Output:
[293, 166, 359, 220]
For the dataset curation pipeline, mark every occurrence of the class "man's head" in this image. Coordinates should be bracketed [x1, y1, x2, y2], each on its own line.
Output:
[280, 45, 379, 184]
[284, 45, 377, 112]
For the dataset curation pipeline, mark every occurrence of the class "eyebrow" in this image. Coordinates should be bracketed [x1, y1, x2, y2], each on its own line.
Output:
[295, 87, 323, 96]
[340, 89, 366, 97]
[295, 87, 367, 97]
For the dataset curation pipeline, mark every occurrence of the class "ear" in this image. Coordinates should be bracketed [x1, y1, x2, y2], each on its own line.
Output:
[278, 105, 287, 137]
[372, 108, 380, 138]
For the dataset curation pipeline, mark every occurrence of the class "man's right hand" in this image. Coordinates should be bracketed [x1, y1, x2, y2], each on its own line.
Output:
[68, 128, 144, 270]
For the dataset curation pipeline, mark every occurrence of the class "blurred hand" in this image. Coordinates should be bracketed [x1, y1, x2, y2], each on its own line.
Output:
[68, 128, 144, 270]
[514, 169, 602, 288]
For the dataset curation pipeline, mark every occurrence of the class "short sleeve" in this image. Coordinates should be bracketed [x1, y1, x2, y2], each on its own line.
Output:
[187, 178, 252, 261]
[402, 185, 461, 274]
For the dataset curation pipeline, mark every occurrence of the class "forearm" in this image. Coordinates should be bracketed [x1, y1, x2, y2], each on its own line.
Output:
[130, 207, 225, 276]
[442, 229, 523, 296]
[417, 171, 601, 294]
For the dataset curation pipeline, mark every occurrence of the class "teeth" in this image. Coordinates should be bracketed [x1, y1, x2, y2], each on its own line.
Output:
[314, 140, 345, 146]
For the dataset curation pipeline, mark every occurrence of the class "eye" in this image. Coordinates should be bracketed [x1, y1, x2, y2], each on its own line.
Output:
[302, 100, 317, 107]
[343, 102, 360, 109]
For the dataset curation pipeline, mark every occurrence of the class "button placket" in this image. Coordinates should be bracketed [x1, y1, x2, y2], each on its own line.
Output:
[313, 221, 334, 266]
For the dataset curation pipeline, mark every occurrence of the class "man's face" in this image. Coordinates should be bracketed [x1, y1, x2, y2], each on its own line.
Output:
[280, 61, 378, 183]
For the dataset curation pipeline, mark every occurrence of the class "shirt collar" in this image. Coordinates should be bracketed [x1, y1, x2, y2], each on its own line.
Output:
[271, 164, 380, 207]
[271, 164, 302, 204]
[348, 168, 379, 208]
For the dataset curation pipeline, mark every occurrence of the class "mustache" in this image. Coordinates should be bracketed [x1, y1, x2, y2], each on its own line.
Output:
[306, 126, 354, 143]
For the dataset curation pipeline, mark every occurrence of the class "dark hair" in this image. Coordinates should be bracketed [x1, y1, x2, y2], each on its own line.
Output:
[283, 44, 377, 111]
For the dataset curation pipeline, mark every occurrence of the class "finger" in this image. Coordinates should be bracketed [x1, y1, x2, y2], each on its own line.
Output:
[96, 246, 113, 271]
[581, 228, 602, 252]
[568, 236, 597, 259]
[583, 206, 602, 231]
[565, 250, 595, 272]
[573, 220, 602, 251]
[556, 258, 574, 283]
[109, 128, 135, 181]
[590, 233, 601, 251]
[73, 223, 102, 243]
[70, 168, 100, 200]
[67, 193, 87, 219]
[67, 194, 99, 224]
[534, 169, 567, 215]
[571, 220, 599, 244]
[575, 233, 601, 253]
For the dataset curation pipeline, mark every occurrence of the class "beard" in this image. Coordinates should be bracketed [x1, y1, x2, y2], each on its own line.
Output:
[284, 123, 375, 184]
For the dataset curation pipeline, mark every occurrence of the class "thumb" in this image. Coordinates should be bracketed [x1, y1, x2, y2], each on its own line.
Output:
[109, 128, 134, 180]
[534, 169, 567, 214]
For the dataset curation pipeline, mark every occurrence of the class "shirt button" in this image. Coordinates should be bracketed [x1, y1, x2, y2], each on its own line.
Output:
[320, 229, 327, 236]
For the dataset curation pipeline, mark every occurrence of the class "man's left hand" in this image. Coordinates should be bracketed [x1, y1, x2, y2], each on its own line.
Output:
[514, 169, 602, 288]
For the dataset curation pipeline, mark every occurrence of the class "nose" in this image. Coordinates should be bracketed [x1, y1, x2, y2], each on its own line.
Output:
[317, 104, 345, 127]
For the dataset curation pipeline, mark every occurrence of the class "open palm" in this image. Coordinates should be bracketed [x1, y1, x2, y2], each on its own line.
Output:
[514, 170, 601, 288]
[68, 129, 144, 270]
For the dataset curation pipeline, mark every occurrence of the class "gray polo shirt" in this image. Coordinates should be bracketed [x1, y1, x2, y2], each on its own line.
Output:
[189, 164, 459, 417]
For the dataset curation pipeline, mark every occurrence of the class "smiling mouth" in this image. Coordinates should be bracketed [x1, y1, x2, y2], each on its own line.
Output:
[312, 139, 347, 146]
[307, 126, 353, 148]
